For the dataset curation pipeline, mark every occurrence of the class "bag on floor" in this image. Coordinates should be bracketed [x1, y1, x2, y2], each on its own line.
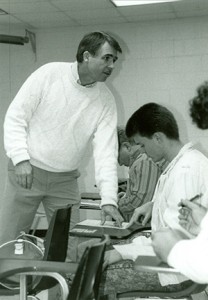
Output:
[0, 231, 45, 290]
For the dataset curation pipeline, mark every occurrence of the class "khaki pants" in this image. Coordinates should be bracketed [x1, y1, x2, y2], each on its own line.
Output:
[0, 160, 81, 261]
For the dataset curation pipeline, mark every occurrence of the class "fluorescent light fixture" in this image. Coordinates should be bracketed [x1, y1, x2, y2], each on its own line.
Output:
[110, 0, 182, 6]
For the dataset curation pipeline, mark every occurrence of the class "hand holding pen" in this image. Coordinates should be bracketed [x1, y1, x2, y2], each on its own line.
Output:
[180, 193, 202, 207]
[178, 193, 207, 235]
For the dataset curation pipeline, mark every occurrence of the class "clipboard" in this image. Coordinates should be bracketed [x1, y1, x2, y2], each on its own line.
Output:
[70, 219, 151, 238]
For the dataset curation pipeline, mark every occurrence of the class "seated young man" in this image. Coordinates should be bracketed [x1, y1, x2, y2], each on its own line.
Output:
[152, 81, 208, 284]
[117, 127, 166, 222]
[99, 103, 208, 299]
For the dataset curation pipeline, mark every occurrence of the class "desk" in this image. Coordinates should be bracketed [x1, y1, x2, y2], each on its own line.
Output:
[81, 192, 101, 200]
[134, 256, 178, 273]
[80, 192, 101, 221]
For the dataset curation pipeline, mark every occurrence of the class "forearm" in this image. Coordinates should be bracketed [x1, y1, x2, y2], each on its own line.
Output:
[168, 238, 208, 283]
[93, 105, 118, 207]
[119, 193, 145, 213]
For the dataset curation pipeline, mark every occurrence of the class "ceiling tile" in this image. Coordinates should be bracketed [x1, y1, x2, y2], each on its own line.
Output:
[29, 19, 80, 29]
[125, 12, 176, 22]
[171, 0, 208, 10]
[0, 2, 58, 14]
[11, 11, 75, 23]
[0, 13, 24, 25]
[175, 9, 208, 18]
[0, 0, 208, 29]
[64, 7, 121, 20]
[77, 16, 127, 26]
[50, 0, 113, 11]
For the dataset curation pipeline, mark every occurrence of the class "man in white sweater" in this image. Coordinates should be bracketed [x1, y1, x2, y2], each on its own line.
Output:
[1, 31, 123, 261]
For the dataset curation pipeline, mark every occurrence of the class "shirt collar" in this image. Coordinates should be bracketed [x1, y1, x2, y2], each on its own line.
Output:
[129, 149, 143, 167]
[71, 61, 96, 88]
[163, 142, 193, 175]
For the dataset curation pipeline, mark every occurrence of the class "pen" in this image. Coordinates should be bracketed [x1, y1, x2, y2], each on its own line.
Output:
[181, 193, 203, 207]
[190, 193, 203, 202]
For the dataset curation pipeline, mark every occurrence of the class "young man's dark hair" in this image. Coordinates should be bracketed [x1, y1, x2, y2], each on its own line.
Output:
[76, 31, 122, 63]
[189, 81, 208, 129]
[125, 102, 179, 140]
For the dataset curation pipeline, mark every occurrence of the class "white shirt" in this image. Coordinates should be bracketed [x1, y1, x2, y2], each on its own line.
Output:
[168, 212, 208, 284]
[152, 143, 208, 237]
[4, 62, 118, 207]
[114, 143, 208, 285]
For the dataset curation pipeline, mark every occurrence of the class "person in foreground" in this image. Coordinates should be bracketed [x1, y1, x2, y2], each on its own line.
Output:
[0, 31, 123, 261]
[117, 127, 166, 222]
[152, 201, 208, 284]
[99, 103, 208, 299]
[152, 81, 208, 284]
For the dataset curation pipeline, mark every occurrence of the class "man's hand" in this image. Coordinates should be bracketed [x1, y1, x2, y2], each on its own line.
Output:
[127, 202, 153, 227]
[103, 249, 123, 269]
[101, 205, 124, 227]
[178, 199, 207, 235]
[152, 228, 188, 263]
[14, 160, 33, 189]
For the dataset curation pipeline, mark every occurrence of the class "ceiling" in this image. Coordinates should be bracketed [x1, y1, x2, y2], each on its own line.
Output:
[0, 0, 208, 31]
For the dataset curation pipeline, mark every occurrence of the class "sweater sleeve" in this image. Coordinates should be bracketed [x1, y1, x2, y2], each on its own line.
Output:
[4, 66, 48, 165]
[92, 92, 118, 207]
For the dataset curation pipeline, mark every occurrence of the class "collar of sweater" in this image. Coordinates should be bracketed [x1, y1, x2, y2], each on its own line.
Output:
[72, 61, 96, 88]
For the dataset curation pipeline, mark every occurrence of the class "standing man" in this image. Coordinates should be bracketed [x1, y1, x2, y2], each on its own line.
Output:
[1, 31, 123, 260]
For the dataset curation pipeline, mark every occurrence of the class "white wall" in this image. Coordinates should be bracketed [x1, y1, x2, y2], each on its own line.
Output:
[1, 15, 208, 194]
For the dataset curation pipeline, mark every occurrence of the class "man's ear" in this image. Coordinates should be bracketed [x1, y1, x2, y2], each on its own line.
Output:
[122, 142, 131, 151]
[152, 132, 164, 144]
[83, 51, 90, 62]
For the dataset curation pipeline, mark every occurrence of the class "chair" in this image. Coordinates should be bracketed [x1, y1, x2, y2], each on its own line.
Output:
[0, 205, 72, 298]
[68, 234, 109, 300]
[0, 234, 109, 300]
[111, 255, 207, 299]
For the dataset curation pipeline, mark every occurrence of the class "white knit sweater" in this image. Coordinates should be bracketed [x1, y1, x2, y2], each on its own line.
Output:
[4, 62, 118, 207]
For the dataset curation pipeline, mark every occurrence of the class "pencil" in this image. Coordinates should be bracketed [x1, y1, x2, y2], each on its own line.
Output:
[181, 193, 202, 207]
[189, 193, 203, 202]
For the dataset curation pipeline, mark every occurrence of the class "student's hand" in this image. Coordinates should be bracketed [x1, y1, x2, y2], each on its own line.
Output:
[152, 228, 188, 263]
[103, 249, 123, 269]
[127, 202, 153, 228]
[178, 199, 207, 235]
[101, 205, 124, 227]
[15, 160, 33, 189]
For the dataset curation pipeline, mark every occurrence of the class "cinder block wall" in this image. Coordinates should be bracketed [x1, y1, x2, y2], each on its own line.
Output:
[1, 15, 208, 194]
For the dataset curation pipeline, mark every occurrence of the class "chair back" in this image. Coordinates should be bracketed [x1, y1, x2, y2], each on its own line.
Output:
[68, 235, 109, 300]
[30, 205, 71, 294]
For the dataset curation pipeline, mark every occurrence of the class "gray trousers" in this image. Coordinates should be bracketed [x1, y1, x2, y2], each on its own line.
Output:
[0, 160, 81, 261]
